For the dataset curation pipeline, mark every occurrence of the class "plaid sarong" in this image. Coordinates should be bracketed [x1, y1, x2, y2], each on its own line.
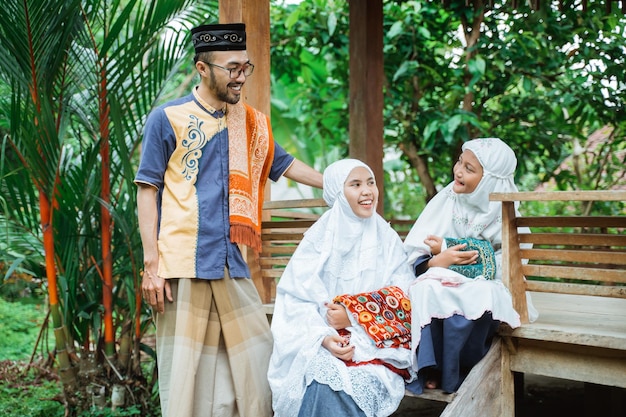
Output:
[156, 271, 273, 417]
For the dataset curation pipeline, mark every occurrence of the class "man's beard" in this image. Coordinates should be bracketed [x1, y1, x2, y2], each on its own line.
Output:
[210, 70, 241, 105]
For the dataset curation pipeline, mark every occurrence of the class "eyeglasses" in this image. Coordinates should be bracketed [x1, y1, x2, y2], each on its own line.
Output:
[202, 61, 255, 78]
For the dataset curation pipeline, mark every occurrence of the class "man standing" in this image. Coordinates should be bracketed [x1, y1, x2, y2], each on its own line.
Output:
[135, 23, 322, 417]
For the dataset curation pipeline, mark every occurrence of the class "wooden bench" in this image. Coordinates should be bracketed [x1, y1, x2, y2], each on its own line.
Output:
[491, 190, 626, 416]
[255, 198, 328, 307]
[254, 199, 473, 407]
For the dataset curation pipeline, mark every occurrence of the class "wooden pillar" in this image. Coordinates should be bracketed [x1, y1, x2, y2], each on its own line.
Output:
[220, 0, 272, 301]
[349, 0, 385, 213]
[220, 1, 271, 115]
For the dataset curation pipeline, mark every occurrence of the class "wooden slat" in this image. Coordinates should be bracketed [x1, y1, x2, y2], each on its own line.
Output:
[262, 220, 317, 229]
[259, 256, 292, 266]
[261, 270, 285, 278]
[259, 246, 299, 255]
[490, 190, 626, 202]
[501, 292, 626, 349]
[520, 248, 626, 265]
[261, 233, 305, 241]
[265, 210, 321, 220]
[526, 280, 626, 298]
[262, 198, 327, 210]
[501, 201, 529, 322]
[519, 233, 626, 247]
[515, 216, 626, 228]
[522, 264, 626, 283]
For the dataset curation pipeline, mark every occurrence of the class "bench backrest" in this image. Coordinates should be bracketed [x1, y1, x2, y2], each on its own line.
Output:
[491, 191, 626, 323]
[257, 198, 328, 304]
[256, 199, 417, 304]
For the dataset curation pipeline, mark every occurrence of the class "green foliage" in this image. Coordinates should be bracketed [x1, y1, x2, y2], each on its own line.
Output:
[77, 405, 144, 417]
[0, 0, 218, 412]
[0, 298, 52, 360]
[0, 373, 64, 417]
[269, 0, 350, 175]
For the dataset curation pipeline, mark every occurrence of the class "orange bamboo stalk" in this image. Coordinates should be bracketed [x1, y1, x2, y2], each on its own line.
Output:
[99, 68, 115, 357]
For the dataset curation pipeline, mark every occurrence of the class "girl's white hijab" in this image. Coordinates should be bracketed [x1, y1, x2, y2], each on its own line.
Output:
[404, 138, 520, 265]
[309, 158, 381, 293]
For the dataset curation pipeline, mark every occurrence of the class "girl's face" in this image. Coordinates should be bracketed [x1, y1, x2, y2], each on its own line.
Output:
[343, 167, 378, 218]
[452, 150, 484, 194]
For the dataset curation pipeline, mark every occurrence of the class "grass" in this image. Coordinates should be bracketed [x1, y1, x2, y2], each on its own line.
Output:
[0, 296, 160, 416]
[0, 364, 64, 417]
[0, 296, 52, 361]
[0, 296, 64, 416]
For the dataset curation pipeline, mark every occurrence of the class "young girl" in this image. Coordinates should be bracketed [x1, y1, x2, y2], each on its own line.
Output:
[268, 159, 415, 417]
[403, 138, 535, 394]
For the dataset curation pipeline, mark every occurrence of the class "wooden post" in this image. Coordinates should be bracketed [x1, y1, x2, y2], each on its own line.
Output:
[501, 200, 529, 323]
[219, 1, 271, 115]
[220, 0, 272, 301]
[349, 0, 385, 213]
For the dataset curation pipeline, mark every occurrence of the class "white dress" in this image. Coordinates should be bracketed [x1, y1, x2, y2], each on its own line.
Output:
[268, 159, 416, 417]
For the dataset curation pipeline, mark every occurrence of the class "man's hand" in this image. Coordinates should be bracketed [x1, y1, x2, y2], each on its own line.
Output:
[141, 270, 173, 314]
[322, 335, 355, 361]
[325, 302, 351, 330]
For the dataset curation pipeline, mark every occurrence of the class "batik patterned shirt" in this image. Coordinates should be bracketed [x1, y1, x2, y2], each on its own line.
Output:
[135, 89, 294, 279]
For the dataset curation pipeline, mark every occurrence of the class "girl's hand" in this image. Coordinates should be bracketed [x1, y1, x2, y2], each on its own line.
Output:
[424, 235, 443, 255]
[429, 243, 478, 268]
[322, 335, 355, 361]
[325, 302, 351, 330]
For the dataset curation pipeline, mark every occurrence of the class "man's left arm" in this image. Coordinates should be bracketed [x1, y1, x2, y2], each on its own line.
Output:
[283, 159, 323, 188]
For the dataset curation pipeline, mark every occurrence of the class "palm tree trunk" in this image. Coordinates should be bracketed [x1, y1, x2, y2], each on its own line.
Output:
[99, 72, 115, 358]
[39, 190, 76, 386]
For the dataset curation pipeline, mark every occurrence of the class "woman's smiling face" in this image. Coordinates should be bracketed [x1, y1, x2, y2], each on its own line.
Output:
[343, 167, 378, 218]
[452, 149, 484, 194]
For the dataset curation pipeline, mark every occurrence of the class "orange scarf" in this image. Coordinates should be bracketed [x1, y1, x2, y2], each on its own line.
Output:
[227, 102, 274, 252]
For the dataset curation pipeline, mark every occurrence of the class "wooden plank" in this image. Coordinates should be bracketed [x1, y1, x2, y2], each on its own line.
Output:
[261, 270, 284, 279]
[501, 292, 626, 349]
[508, 340, 626, 388]
[521, 248, 626, 265]
[490, 190, 626, 202]
[263, 198, 327, 210]
[526, 280, 626, 298]
[519, 233, 626, 247]
[261, 220, 315, 229]
[500, 339, 515, 417]
[439, 338, 504, 417]
[522, 264, 626, 283]
[266, 210, 321, 220]
[502, 200, 529, 322]
[259, 257, 292, 266]
[259, 246, 299, 255]
[516, 216, 626, 228]
[261, 232, 304, 243]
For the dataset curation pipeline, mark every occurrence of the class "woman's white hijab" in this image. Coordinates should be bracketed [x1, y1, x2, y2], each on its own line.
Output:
[268, 159, 415, 417]
[404, 138, 520, 268]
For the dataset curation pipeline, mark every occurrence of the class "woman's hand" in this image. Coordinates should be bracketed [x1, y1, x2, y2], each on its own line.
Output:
[322, 335, 355, 361]
[429, 243, 478, 269]
[325, 302, 351, 330]
[424, 235, 444, 255]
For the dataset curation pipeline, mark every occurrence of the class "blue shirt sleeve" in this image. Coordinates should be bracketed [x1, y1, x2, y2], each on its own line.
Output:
[134, 108, 177, 189]
[269, 141, 295, 182]
[412, 254, 432, 276]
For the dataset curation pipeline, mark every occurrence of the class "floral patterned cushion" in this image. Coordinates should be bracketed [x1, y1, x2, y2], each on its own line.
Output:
[333, 286, 411, 349]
